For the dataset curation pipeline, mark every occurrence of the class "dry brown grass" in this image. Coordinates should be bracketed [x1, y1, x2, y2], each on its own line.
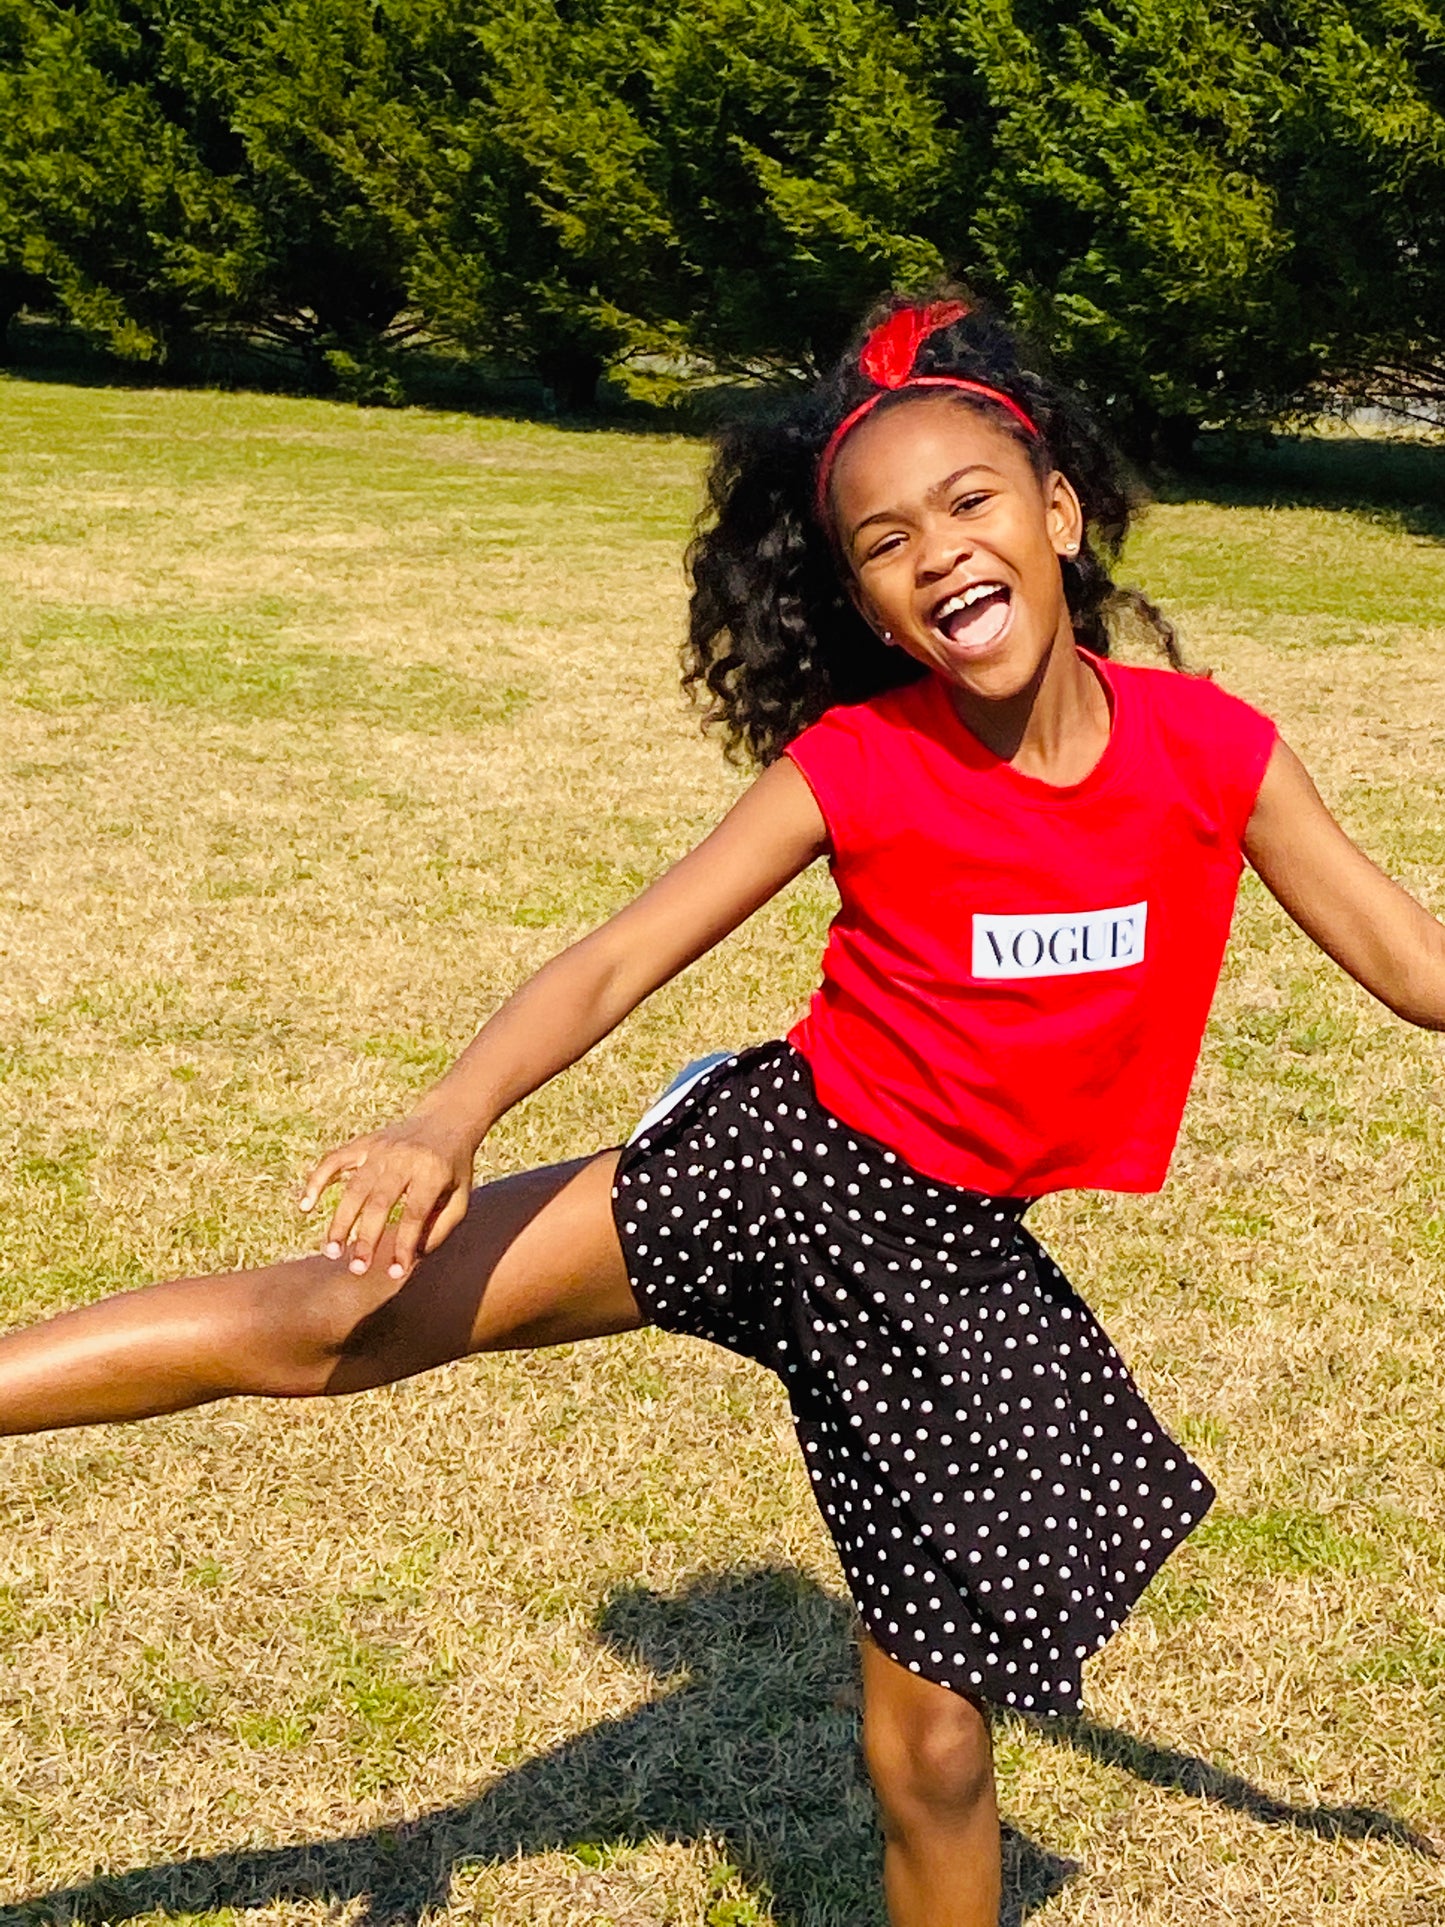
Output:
[0, 380, 1440, 1925]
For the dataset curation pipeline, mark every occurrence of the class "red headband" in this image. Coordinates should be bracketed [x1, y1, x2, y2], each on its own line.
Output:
[814, 302, 1041, 519]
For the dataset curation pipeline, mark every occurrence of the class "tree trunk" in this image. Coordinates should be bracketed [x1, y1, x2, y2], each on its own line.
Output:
[0, 272, 44, 364]
[1153, 412, 1202, 469]
[537, 348, 606, 414]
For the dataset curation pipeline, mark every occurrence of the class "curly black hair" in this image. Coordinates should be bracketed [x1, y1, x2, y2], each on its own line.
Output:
[684, 291, 1184, 766]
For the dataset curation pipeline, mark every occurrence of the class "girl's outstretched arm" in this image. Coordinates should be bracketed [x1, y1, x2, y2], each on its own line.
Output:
[1243, 740, 1445, 1030]
[303, 757, 827, 1279]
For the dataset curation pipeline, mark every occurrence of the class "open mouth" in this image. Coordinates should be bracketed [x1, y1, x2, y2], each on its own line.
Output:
[930, 580, 1013, 651]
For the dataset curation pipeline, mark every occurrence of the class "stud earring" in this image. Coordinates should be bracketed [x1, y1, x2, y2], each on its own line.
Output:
[879, 629, 895, 645]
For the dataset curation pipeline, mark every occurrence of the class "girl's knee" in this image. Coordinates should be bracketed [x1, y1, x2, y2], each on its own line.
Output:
[236, 1252, 402, 1396]
[863, 1688, 995, 1828]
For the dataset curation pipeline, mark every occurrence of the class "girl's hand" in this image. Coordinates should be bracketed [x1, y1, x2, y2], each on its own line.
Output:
[300, 1109, 480, 1281]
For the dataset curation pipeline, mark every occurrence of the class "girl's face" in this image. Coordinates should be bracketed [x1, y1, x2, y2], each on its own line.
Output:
[829, 392, 1084, 701]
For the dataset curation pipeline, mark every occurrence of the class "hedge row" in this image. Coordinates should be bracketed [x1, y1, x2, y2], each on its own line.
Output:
[2, 0, 1442, 444]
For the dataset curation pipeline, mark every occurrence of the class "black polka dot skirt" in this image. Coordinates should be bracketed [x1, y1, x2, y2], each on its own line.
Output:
[611, 1040, 1214, 1715]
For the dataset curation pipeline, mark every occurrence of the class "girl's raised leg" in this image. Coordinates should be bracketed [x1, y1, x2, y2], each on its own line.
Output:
[860, 1632, 1002, 1927]
[0, 1150, 637, 1436]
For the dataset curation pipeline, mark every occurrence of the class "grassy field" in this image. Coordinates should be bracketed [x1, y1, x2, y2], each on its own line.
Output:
[0, 375, 1441, 1927]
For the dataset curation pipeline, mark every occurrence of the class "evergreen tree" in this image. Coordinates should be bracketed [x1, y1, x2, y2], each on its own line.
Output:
[644, 0, 953, 370]
[0, 0, 255, 361]
[0, 0, 1440, 431]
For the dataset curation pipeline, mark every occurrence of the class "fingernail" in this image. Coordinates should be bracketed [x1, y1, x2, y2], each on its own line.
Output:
[349, 1257, 367, 1274]
[299, 1196, 313, 1212]
[388, 1263, 404, 1280]
[325, 1241, 341, 1260]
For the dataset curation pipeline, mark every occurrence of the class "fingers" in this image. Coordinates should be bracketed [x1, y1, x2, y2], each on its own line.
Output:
[299, 1138, 373, 1220]
[299, 1127, 475, 1278]
[322, 1164, 386, 1262]
[343, 1183, 399, 1277]
[423, 1187, 471, 1253]
[300, 1136, 410, 1263]
[389, 1183, 468, 1281]
[331, 1156, 459, 1277]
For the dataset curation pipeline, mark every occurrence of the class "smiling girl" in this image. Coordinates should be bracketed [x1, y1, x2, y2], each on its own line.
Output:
[3, 295, 1444, 1927]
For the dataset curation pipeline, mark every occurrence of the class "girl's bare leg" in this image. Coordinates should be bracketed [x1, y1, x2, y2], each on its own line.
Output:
[860, 1633, 1002, 1927]
[0, 1150, 636, 1435]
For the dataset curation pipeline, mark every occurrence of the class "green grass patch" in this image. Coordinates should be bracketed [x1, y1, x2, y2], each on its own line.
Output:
[0, 607, 525, 734]
[1139, 1563, 1217, 1629]
[1349, 1622, 1445, 1686]
[1194, 1508, 1391, 1579]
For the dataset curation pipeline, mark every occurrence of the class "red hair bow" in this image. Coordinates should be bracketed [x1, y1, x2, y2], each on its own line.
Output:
[859, 300, 971, 388]
[813, 298, 1040, 519]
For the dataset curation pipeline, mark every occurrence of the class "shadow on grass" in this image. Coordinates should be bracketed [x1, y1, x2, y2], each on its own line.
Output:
[1160, 433, 1445, 545]
[1030, 1715, 1439, 1859]
[0, 320, 769, 441]
[9, 320, 1445, 502]
[1, 1567, 1432, 1927]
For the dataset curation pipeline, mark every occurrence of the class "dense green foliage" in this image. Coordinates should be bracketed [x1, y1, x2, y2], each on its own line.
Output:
[1, 0, 1442, 441]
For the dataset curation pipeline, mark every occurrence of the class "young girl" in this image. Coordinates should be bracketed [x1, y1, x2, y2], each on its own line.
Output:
[2, 295, 1442, 1927]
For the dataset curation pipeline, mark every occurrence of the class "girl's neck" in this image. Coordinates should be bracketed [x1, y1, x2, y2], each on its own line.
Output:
[943, 633, 1112, 788]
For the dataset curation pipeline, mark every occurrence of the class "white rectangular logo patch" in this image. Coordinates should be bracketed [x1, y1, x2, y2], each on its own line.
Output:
[971, 901, 1148, 980]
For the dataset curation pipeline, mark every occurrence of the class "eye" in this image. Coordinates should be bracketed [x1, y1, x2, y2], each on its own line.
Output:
[860, 531, 908, 565]
[951, 490, 992, 516]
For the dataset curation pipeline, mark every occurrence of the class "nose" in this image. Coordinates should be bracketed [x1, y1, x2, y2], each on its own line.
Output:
[915, 511, 973, 584]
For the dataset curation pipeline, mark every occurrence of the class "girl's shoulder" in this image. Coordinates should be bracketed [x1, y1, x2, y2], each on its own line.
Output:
[1103, 655, 1273, 740]
[789, 677, 931, 753]
[1102, 657, 1278, 839]
[783, 681, 931, 847]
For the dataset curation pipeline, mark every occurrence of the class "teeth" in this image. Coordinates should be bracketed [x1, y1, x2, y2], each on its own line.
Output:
[934, 582, 1005, 621]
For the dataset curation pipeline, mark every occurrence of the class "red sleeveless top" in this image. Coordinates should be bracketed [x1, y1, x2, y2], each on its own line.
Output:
[784, 655, 1277, 1197]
